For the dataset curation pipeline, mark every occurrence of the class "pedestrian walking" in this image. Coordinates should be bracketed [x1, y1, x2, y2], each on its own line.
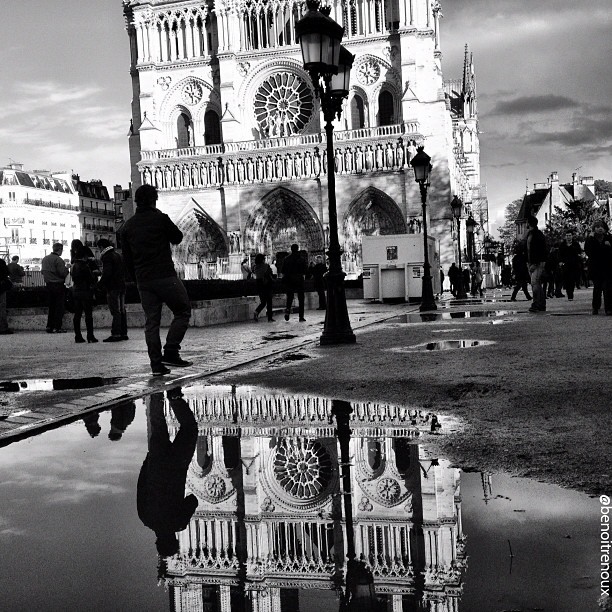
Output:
[558, 231, 582, 301]
[71, 247, 98, 343]
[252, 253, 275, 322]
[448, 263, 460, 297]
[462, 267, 471, 297]
[311, 255, 327, 310]
[137, 388, 198, 556]
[41, 243, 70, 333]
[281, 243, 307, 322]
[584, 220, 612, 315]
[439, 266, 445, 294]
[120, 184, 192, 376]
[526, 215, 548, 313]
[510, 243, 532, 301]
[470, 261, 484, 297]
[0, 258, 14, 335]
[544, 245, 564, 298]
[96, 238, 128, 342]
[241, 257, 252, 296]
[7, 256, 25, 289]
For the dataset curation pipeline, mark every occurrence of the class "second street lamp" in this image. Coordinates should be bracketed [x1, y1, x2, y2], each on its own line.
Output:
[409, 146, 437, 311]
[296, 1, 356, 345]
[450, 195, 468, 299]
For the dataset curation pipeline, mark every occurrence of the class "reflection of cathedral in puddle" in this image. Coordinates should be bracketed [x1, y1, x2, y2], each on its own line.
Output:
[158, 386, 466, 611]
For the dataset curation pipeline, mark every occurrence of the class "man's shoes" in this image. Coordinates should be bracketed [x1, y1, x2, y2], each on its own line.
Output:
[510, 298, 517, 301]
[299, 317, 306, 322]
[75, 336, 86, 343]
[152, 365, 171, 376]
[284, 313, 290, 321]
[161, 353, 193, 367]
[54, 328, 68, 333]
[46, 328, 54, 333]
[268, 318, 275, 322]
[0, 329, 14, 335]
[120, 335, 129, 341]
[528, 306, 546, 313]
[555, 293, 565, 298]
[103, 336, 123, 342]
[592, 309, 599, 315]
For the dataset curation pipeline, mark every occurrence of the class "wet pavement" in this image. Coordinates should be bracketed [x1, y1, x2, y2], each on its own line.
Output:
[0, 383, 600, 611]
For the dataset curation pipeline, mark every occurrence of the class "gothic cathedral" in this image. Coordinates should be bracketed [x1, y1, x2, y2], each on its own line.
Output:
[123, 0, 480, 276]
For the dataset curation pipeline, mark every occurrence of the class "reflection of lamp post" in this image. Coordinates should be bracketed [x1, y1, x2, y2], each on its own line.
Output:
[331, 400, 377, 612]
[410, 146, 436, 311]
[450, 195, 468, 299]
[465, 215, 477, 261]
[297, 1, 356, 345]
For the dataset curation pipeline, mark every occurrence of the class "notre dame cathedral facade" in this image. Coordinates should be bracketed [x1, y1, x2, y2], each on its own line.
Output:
[122, 0, 480, 275]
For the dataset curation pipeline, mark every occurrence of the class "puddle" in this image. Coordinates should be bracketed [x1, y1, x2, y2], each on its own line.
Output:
[263, 333, 299, 341]
[389, 310, 517, 323]
[391, 339, 496, 352]
[0, 376, 123, 393]
[0, 384, 599, 612]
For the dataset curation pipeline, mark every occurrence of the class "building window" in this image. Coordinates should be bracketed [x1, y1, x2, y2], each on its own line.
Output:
[350, 94, 366, 129]
[176, 112, 192, 148]
[204, 110, 221, 145]
[378, 90, 394, 126]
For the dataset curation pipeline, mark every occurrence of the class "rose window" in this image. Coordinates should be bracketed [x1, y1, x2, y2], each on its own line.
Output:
[254, 72, 314, 138]
[182, 81, 203, 105]
[356, 60, 380, 86]
[376, 477, 401, 503]
[274, 439, 332, 500]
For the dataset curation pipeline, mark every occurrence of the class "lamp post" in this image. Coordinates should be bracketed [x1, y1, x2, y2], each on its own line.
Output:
[450, 195, 468, 299]
[409, 146, 437, 311]
[296, 0, 356, 345]
[332, 400, 377, 612]
[465, 214, 477, 261]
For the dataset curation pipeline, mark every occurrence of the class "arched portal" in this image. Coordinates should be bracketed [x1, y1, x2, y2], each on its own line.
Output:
[173, 201, 228, 266]
[342, 187, 407, 273]
[243, 188, 324, 257]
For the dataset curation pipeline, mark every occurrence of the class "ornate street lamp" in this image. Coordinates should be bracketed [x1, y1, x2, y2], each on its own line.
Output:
[465, 214, 477, 261]
[410, 146, 437, 311]
[450, 195, 468, 299]
[297, 1, 356, 345]
[332, 400, 377, 611]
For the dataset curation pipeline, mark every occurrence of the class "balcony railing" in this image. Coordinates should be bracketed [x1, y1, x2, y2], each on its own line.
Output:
[138, 122, 422, 192]
[23, 198, 79, 212]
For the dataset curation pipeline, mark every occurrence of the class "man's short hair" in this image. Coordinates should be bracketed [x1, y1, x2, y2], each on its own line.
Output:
[290, 243, 299, 253]
[134, 184, 158, 207]
[526, 215, 538, 227]
[11, 256, 19, 262]
[52, 242, 64, 253]
[97, 238, 112, 249]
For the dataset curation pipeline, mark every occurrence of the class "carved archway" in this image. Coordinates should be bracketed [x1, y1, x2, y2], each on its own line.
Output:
[173, 200, 228, 265]
[243, 187, 324, 256]
[342, 187, 407, 271]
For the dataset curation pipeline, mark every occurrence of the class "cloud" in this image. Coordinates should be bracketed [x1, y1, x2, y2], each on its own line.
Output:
[490, 95, 579, 115]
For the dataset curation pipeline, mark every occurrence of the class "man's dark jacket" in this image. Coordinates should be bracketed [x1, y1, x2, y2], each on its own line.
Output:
[527, 228, 548, 265]
[584, 234, 612, 280]
[120, 207, 183, 282]
[98, 248, 126, 292]
[281, 252, 307, 290]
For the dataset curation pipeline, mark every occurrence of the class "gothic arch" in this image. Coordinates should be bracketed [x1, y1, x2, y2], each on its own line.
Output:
[243, 187, 325, 255]
[342, 187, 407, 267]
[172, 200, 228, 265]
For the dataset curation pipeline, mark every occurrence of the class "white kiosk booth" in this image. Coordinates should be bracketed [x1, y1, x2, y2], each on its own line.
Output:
[362, 234, 440, 302]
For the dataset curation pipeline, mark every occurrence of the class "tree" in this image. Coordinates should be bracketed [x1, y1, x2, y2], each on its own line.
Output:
[544, 199, 610, 244]
[497, 198, 522, 254]
[594, 179, 612, 197]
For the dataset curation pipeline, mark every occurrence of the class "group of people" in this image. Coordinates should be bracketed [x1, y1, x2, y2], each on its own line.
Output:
[446, 261, 485, 298]
[245, 245, 328, 324]
[512, 216, 612, 314]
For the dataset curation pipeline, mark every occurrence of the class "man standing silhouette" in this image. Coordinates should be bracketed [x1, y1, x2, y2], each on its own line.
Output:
[137, 389, 198, 557]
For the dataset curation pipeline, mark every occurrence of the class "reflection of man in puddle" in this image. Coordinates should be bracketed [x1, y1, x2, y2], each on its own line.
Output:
[137, 388, 198, 556]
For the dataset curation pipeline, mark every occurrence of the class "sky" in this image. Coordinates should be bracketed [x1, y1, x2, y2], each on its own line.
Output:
[0, 0, 610, 236]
